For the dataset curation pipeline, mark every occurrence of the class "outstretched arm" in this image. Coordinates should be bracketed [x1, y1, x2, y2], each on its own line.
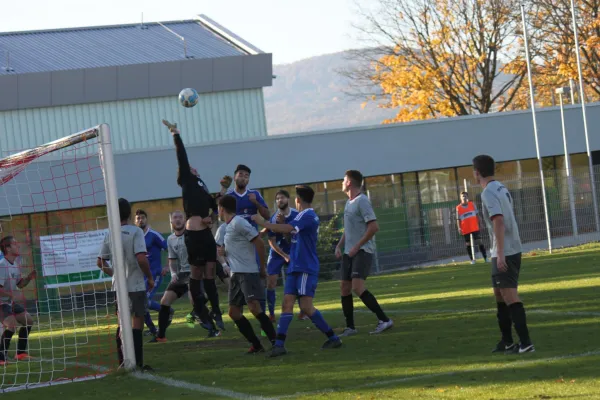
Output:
[253, 216, 294, 234]
[164, 120, 192, 180]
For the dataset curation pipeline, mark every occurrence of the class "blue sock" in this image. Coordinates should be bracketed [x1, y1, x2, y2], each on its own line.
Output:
[310, 309, 338, 340]
[267, 289, 276, 316]
[144, 312, 157, 334]
[275, 312, 293, 347]
[149, 300, 161, 312]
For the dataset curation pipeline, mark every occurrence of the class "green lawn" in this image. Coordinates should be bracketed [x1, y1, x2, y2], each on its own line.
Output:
[2, 244, 600, 399]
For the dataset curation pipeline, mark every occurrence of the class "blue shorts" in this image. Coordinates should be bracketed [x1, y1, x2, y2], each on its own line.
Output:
[284, 272, 318, 298]
[146, 273, 163, 302]
[267, 255, 287, 276]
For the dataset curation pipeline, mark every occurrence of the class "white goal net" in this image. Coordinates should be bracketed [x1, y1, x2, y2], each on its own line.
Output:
[0, 125, 131, 392]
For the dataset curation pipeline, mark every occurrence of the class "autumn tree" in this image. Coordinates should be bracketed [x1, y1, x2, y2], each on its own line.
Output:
[528, 0, 600, 104]
[345, 0, 531, 123]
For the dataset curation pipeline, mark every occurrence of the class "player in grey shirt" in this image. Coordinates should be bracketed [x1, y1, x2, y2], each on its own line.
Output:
[217, 195, 277, 353]
[335, 170, 393, 336]
[474, 155, 534, 354]
[0, 236, 36, 365]
[97, 198, 154, 369]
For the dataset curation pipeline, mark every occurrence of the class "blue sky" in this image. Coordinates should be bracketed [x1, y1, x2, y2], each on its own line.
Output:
[0, 0, 362, 64]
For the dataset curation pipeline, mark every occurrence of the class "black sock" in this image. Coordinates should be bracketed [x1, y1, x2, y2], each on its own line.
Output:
[189, 278, 216, 329]
[115, 327, 123, 366]
[479, 245, 487, 260]
[157, 305, 171, 338]
[341, 294, 355, 329]
[204, 279, 221, 317]
[0, 330, 14, 361]
[509, 302, 532, 347]
[256, 312, 276, 343]
[496, 302, 513, 344]
[466, 245, 473, 260]
[360, 290, 389, 322]
[132, 328, 143, 368]
[234, 316, 261, 348]
[16, 326, 32, 354]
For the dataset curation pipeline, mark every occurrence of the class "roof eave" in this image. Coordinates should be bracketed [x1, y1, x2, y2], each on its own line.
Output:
[194, 14, 263, 56]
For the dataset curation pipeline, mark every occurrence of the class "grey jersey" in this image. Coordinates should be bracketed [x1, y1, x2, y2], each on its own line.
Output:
[223, 216, 260, 274]
[99, 224, 147, 292]
[481, 180, 522, 257]
[167, 233, 189, 274]
[0, 257, 22, 305]
[343, 194, 378, 254]
[215, 223, 227, 247]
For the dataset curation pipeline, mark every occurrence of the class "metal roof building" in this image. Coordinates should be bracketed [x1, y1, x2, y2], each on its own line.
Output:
[0, 15, 272, 152]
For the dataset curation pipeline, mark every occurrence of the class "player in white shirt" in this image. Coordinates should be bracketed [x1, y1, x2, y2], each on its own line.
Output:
[0, 236, 36, 365]
[97, 198, 154, 370]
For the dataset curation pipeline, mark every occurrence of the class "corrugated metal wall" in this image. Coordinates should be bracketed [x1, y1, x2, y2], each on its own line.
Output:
[0, 88, 267, 153]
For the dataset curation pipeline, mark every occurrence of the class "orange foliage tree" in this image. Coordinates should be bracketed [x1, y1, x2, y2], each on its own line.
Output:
[352, 0, 531, 123]
[528, 0, 600, 104]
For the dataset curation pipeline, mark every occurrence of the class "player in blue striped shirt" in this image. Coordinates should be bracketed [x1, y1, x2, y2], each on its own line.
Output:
[252, 185, 342, 357]
[265, 190, 299, 321]
[134, 209, 173, 338]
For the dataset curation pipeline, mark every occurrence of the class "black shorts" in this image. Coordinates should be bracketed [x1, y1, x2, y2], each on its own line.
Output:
[491, 253, 522, 289]
[167, 272, 191, 298]
[229, 273, 265, 307]
[184, 229, 217, 267]
[0, 303, 26, 321]
[115, 291, 147, 318]
[463, 231, 481, 242]
[341, 250, 373, 281]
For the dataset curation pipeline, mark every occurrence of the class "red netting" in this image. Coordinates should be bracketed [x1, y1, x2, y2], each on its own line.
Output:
[0, 127, 118, 392]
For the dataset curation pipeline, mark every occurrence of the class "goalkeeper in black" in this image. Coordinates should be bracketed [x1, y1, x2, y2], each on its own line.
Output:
[161, 120, 229, 336]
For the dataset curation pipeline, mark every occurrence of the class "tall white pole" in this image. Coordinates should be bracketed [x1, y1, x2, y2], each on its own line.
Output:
[98, 124, 136, 370]
[558, 92, 578, 237]
[570, 0, 600, 233]
[520, 3, 553, 253]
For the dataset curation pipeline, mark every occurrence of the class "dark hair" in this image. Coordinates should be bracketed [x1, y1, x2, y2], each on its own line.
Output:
[0, 236, 14, 254]
[135, 209, 147, 218]
[472, 155, 495, 178]
[295, 185, 315, 204]
[461, 192, 468, 196]
[345, 170, 364, 188]
[119, 198, 132, 222]
[275, 189, 290, 198]
[218, 194, 237, 214]
[235, 164, 251, 175]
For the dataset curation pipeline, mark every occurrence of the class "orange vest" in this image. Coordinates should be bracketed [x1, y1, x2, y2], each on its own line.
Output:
[456, 201, 479, 234]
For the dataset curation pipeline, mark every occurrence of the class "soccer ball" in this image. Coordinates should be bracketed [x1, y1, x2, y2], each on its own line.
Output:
[179, 88, 199, 108]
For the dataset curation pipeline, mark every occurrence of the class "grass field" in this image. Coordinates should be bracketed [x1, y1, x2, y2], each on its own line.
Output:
[2, 244, 600, 399]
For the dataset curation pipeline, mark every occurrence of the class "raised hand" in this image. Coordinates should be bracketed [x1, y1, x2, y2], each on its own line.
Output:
[162, 119, 179, 134]
[248, 192, 258, 204]
[220, 175, 233, 189]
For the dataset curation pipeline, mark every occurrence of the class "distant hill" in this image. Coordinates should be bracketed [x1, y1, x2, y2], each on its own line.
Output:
[264, 51, 396, 135]
[264, 50, 516, 135]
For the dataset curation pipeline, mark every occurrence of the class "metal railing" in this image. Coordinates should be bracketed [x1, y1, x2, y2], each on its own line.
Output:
[316, 165, 600, 278]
